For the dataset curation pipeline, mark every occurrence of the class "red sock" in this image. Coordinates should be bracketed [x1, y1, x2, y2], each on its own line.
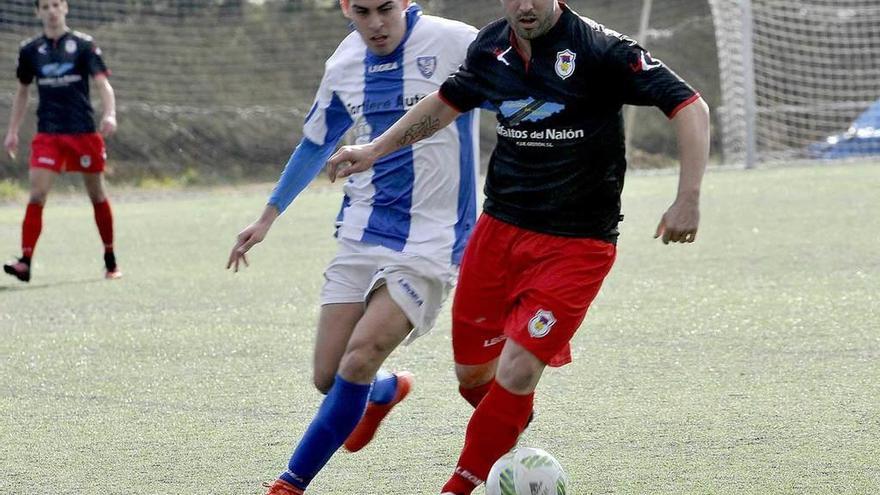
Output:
[21, 202, 43, 258]
[442, 383, 534, 495]
[92, 200, 114, 252]
[459, 381, 492, 409]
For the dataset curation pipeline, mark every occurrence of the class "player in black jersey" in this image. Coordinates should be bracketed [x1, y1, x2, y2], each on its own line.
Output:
[328, 0, 710, 493]
[3, 0, 120, 283]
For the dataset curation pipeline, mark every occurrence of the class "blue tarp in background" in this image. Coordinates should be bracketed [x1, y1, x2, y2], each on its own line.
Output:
[809, 99, 880, 159]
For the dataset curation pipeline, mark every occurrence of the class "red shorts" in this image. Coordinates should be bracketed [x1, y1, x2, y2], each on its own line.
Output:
[452, 214, 616, 367]
[30, 132, 107, 174]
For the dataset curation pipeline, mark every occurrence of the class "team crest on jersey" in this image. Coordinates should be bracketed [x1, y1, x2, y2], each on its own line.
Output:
[38, 43, 48, 55]
[528, 309, 556, 338]
[65, 39, 77, 54]
[555, 49, 576, 80]
[417, 56, 437, 79]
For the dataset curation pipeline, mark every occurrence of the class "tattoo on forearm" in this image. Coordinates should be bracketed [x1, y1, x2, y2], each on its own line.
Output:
[397, 115, 441, 147]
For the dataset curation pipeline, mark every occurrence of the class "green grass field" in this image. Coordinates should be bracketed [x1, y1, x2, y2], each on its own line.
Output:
[1, 163, 878, 495]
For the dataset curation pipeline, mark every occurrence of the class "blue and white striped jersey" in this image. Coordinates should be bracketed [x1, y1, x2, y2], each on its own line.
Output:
[269, 4, 479, 265]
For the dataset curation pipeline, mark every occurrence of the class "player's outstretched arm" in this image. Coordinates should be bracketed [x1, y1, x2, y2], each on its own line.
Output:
[327, 91, 461, 182]
[227, 205, 280, 272]
[4, 83, 30, 160]
[655, 97, 710, 244]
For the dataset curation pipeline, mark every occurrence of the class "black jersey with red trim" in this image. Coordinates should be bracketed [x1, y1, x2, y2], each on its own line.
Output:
[439, 5, 699, 241]
[16, 30, 109, 134]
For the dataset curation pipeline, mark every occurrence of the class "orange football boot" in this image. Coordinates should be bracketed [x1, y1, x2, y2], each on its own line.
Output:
[263, 479, 304, 495]
[343, 371, 414, 452]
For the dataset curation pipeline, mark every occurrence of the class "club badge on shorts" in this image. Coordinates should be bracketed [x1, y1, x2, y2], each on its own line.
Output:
[555, 49, 576, 80]
[528, 309, 556, 338]
[80, 155, 92, 168]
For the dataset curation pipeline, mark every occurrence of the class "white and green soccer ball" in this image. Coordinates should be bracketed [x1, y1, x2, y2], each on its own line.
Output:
[485, 447, 568, 495]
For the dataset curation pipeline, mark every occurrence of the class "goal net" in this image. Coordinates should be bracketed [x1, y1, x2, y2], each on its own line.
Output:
[709, 0, 880, 165]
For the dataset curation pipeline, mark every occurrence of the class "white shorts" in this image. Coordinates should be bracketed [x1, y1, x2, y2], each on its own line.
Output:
[320, 237, 457, 343]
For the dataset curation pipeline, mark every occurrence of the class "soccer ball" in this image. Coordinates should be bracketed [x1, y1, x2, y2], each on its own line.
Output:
[485, 447, 569, 495]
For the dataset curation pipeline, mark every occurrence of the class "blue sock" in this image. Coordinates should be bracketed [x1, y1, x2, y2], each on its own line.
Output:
[369, 369, 398, 405]
[279, 375, 371, 489]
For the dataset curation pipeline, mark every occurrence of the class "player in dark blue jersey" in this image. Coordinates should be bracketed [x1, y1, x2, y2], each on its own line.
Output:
[3, 0, 120, 283]
[328, 1, 710, 493]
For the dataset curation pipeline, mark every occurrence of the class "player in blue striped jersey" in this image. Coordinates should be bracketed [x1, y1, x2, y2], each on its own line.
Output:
[226, 1, 478, 493]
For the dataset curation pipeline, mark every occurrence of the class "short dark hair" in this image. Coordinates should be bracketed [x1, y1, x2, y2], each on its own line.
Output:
[34, 0, 67, 7]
